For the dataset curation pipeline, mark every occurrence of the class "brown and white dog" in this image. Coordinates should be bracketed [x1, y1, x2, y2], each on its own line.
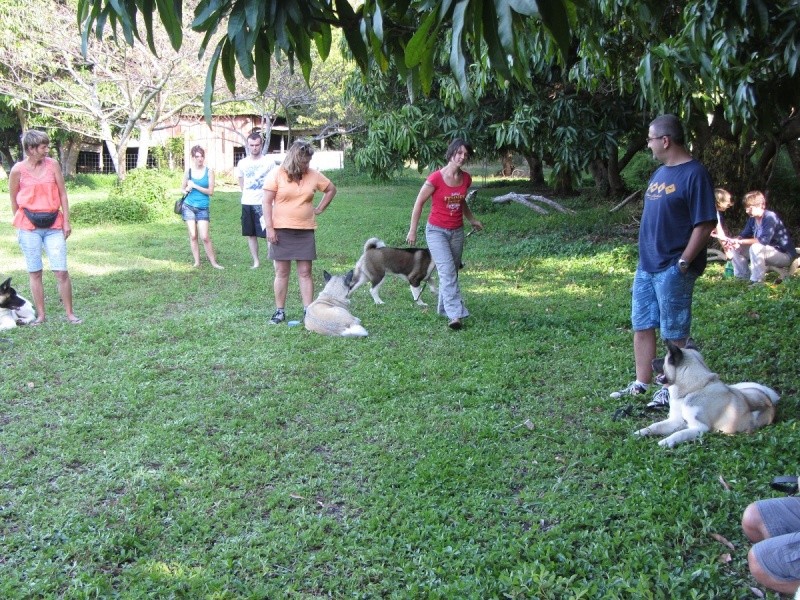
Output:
[634, 341, 779, 448]
[349, 238, 437, 306]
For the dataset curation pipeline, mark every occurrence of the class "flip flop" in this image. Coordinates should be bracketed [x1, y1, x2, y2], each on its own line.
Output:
[770, 476, 799, 495]
[67, 316, 83, 325]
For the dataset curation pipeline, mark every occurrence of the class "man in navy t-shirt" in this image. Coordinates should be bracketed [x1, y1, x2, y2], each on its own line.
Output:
[610, 115, 717, 409]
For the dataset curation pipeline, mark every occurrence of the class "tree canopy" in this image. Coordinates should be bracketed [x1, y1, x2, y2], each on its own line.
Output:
[74, 0, 800, 199]
[76, 0, 575, 122]
[341, 1, 800, 199]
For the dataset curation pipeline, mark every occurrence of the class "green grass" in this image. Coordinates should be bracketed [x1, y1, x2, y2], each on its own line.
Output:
[1, 176, 798, 599]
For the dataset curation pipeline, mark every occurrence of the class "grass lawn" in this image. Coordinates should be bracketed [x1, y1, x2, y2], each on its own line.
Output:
[1, 174, 798, 598]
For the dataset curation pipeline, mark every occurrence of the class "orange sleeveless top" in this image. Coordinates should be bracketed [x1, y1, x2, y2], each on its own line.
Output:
[12, 157, 63, 230]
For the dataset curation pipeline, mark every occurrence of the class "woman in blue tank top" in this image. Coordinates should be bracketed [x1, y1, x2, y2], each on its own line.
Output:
[181, 145, 223, 269]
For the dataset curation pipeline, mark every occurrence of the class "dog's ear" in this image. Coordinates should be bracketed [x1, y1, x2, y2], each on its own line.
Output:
[323, 270, 332, 282]
[0, 277, 10, 292]
[344, 269, 354, 287]
[666, 341, 684, 366]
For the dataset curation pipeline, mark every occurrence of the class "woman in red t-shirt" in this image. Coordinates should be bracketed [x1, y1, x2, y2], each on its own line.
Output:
[406, 138, 483, 330]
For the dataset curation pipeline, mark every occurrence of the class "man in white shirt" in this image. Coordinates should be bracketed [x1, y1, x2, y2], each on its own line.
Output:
[236, 132, 278, 268]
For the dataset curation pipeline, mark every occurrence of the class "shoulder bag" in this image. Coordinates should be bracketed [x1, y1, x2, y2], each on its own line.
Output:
[174, 191, 188, 215]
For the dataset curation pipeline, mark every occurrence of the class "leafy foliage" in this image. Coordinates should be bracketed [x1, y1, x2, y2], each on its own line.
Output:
[76, 0, 575, 121]
[70, 168, 174, 224]
[150, 136, 185, 171]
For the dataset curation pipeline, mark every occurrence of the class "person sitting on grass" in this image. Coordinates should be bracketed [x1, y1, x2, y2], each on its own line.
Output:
[742, 495, 800, 597]
[727, 190, 797, 284]
[710, 188, 734, 258]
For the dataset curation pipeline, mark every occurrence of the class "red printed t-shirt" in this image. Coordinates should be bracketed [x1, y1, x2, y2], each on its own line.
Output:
[12, 157, 64, 231]
[263, 167, 331, 230]
[426, 169, 472, 230]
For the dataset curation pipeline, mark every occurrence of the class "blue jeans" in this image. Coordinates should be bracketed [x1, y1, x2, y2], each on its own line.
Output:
[631, 264, 697, 340]
[425, 223, 468, 320]
[17, 228, 68, 272]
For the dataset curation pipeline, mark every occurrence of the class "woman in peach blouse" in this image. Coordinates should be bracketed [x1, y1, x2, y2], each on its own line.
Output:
[9, 130, 81, 324]
[262, 140, 337, 325]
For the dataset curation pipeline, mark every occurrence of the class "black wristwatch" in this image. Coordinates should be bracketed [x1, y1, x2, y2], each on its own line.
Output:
[678, 258, 689, 272]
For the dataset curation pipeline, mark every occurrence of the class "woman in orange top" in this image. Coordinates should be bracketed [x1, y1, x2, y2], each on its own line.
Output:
[9, 130, 81, 324]
[262, 140, 337, 324]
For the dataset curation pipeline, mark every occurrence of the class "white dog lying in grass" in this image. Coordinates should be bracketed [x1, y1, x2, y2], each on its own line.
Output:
[304, 271, 368, 338]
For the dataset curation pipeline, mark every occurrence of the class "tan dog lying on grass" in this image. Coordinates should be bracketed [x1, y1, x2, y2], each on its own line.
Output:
[305, 270, 368, 338]
[634, 341, 779, 448]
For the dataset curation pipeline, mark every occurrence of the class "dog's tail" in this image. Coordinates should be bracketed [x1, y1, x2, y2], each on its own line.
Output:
[732, 382, 780, 408]
[733, 382, 779, 429]
[364, 237, 385, 252]
[341, 323, 369, 337]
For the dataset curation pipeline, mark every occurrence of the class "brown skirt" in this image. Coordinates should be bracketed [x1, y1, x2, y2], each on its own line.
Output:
[268, 228, 317, 261]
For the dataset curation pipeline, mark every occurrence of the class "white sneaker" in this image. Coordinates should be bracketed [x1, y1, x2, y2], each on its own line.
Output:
[610, 381, 648, 399]
[646, 387, 670, 409]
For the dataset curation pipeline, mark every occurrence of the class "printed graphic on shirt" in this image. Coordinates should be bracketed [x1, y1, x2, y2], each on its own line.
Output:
[241, 161, 269, 190]
[646, 182, 676, 197]
[445, 192, 465, 214]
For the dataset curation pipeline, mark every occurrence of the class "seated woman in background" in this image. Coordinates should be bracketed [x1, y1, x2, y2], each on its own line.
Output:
[728, 190, 796, 284]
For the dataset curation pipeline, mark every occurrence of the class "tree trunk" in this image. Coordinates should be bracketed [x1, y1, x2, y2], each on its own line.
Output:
[607, 148, 625, 196]
[551, 167, 573, 195]
[0, 149, 13, 171]
[116, 142, 128, 179]
[618, 139, 645, 173]
[758, 138, 778, 191]
[59, 138, 81, 178]
[100, 120, 121, 176]
[136, 125, 151, 169]
[500, 149, 514, 176]
[588, 158, 610, 196]
[524, 154, 545, 185]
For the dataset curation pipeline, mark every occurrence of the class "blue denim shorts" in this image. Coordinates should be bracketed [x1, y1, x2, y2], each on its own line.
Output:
[631, 264, 697, 340]
[17, 227, 68, 272]
[182, 204, 210, 221]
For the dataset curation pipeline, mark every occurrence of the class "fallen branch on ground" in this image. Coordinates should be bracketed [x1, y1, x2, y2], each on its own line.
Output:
[492, 193, 575, 214]
[610, 190, 641, 213]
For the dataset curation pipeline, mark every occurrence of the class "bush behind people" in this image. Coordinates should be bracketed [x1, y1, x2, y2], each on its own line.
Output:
[71, 168, 174, 224]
